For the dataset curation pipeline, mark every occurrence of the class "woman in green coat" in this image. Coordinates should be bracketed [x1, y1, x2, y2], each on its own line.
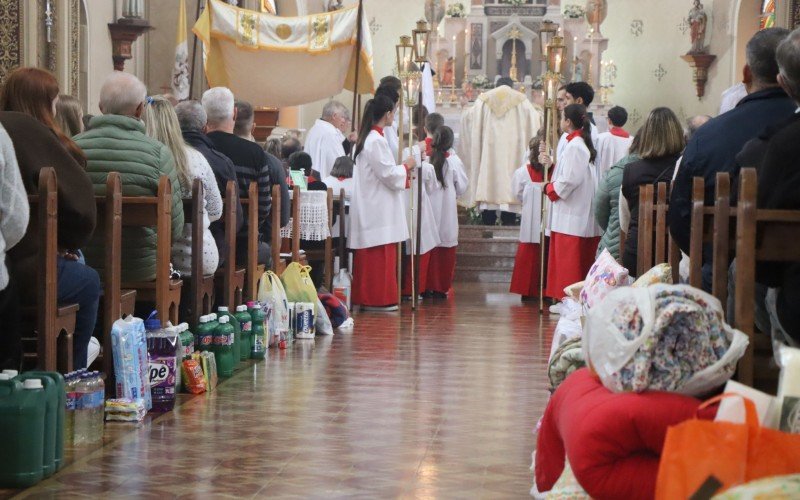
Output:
[593, 136, 639, 261]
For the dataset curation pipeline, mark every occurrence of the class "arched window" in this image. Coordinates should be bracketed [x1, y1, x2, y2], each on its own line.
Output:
[761, 0, 775, 28]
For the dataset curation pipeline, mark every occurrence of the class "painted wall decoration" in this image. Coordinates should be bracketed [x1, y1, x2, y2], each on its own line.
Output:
[0, 0, 22, 86]
[470, 23, 483, 70]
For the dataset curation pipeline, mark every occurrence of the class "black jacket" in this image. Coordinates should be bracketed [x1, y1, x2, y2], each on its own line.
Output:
[755, 112, 800, 340]
[669, 87, 796, 253]
[182, 128, 243, 264]
[264, 152, 290, 235]
[621, 153, 680, 276]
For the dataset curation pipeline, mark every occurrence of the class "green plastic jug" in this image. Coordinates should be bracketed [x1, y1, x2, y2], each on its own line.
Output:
[0, 377, 46, 488]
[212, 316, 235, 377]
[218, 306, 241, 368]
[18, 372, 63, 477]
[195, 315, 214, 352]
[235, 305, 253, 362]
[248, 302, 266, 360]
[178, 323, 194, 359]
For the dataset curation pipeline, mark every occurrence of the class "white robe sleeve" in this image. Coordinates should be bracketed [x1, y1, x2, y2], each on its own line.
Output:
[319, 132, 346, 179]
[552, 143, 590, 201]
[450, 156, 469, 198]
[368, 137, 408, 191]
[619, 188, 631, 233]
[511, 166, 528, 203]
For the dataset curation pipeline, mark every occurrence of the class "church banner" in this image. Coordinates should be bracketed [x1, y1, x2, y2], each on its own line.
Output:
[193, 0, 375, 107]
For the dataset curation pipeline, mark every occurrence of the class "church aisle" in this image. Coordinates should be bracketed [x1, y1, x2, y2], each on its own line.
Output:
[13, 284, 555, 499]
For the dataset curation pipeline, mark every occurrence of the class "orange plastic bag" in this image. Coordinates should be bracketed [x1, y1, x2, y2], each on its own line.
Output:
[655, 394, 800, 499]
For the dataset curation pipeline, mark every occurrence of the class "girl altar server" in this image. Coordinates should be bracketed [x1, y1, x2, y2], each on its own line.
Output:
[509, 133, 549, 299]
[349, 95, 416, 311]
[426, 126, 468, 297]
[543, 104, 602, 300]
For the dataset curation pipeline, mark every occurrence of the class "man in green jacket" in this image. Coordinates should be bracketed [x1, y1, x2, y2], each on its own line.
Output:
[76, 72, 184, 283]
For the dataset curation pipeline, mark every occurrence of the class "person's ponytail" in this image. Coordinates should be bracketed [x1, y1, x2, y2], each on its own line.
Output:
[354, 94, 395, 160]
[564, 103, 597, 163]
[431, 126, 454, 187]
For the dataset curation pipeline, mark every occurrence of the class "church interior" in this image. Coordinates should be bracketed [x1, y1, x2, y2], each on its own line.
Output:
[2, 0, 800, 498]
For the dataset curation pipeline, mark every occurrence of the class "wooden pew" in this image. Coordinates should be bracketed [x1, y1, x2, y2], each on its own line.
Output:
[689, 176, 715, 289]
[121, 175, 182, 325]
[215, 180, 245, 310]
[239, 181, 264, 302]
[635, 182, 680, 283]
[21, 168, 78, 373]
[270, 184, 286, 275]
[334, 188, 348, 270]
[182, 179, 215, 327]
[95, 172, 136, 393]
[734, 168, 800, 388]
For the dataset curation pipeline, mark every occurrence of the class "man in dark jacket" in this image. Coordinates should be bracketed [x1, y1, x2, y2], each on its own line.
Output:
[753, 28, 800, 344]
[176, 100, 243, 266]
[669, 27, 794, 290]
[202, 87, 273, 267]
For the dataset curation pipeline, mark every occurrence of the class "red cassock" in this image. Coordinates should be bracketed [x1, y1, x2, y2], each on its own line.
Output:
[544, 233, 599, 299]
[509, 164, 546, 297]
[401, 251, 432, 296]
[426, 246, 457, 294]
[352, 244, 399, 307]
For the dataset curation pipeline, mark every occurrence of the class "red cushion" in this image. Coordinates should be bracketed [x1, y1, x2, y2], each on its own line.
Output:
[535, 369, 715, 500]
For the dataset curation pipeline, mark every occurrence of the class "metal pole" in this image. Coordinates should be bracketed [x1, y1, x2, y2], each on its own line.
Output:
[351, 0, 365, 129]
[397, 91, 405, 305]
[188, 0, 203, 99]
[414, 81, 425, 309]
[539, 72, 558, 313]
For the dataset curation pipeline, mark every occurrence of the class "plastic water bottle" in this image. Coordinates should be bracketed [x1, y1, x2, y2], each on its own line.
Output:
[333, 267, 352, 310]
[88, 372, 104, 444]
[73, 373, 92, 445]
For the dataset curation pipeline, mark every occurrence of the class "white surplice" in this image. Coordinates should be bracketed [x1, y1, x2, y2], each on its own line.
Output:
[428, 151, 469, 247]
[550, 136, 602, 238]
[511, 165, 544, 244]
[402, 144, 441, 255]
[304, 119, 346, 180]
[348, 130, 409, 249]
[594, 131, 633, 176]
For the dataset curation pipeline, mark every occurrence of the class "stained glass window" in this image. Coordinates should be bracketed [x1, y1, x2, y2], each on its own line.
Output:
[761, 0, 776, 28]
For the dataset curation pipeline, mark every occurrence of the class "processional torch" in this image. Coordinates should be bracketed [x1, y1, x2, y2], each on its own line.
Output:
[538, 22, 566, 313]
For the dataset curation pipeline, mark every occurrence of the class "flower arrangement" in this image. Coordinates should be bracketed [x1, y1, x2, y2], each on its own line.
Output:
[470, 74, 491, 89]
[446, 2, 465, 17]
[500, 0, 526, 6]
[563, 4, 586, 18]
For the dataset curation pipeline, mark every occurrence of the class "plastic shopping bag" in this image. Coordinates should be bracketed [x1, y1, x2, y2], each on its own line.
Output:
[280, 262, 318, 304]
[655, 394, 800, 500]
[257, 270, 290, 343]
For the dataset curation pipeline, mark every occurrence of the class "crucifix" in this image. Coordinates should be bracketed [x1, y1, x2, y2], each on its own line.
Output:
[508, 26, 522, 82]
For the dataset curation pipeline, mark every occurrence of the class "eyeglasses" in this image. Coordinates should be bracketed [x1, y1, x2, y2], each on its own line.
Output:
[145, 96, 154, 105]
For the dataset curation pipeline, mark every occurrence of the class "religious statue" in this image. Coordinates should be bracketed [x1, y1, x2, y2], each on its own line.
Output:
[441, 57, 455, 86]
[573, 60, 584, 82]
[327, 0, 344, 11]
[425, 0, 446, 27]
[585, 0, 608, 34]
[688, 0, 708, 54]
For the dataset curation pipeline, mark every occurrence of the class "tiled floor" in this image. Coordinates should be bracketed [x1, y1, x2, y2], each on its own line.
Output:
[10, 283, 555, 499]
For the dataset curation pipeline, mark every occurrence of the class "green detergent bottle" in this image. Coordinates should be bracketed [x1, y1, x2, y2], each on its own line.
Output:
[17, 372, 63, 477]
[218, 306, 241, 368]
[248, 301, 266, 360]
[213, 316, 235, 377]
[195, 315, 214, 352]
[177, 323, 194, 358]
[0, 376, 46, 488]
[235, 305, 253, 362]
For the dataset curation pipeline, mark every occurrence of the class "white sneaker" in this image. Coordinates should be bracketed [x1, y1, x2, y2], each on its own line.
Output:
[362, 305, 399, 312]
[548, 303, 562, 315]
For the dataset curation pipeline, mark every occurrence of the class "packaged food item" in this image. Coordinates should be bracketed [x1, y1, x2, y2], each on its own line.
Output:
[199, 351, 218, 391]
[104, 398, 146, 422]
[181, 358, 207, 394]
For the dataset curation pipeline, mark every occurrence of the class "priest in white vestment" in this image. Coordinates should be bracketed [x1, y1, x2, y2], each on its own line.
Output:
[459, 78, 542, 224]
[304, 100, 348, 180]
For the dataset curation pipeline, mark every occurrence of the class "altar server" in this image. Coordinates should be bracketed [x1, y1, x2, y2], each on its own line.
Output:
[349, 95, 416, 311]
[510, 134, 549, 299]
[544, 104, 602, 300]
[594, 106, 633, 176]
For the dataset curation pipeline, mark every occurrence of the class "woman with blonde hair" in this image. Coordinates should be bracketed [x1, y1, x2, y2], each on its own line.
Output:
[142, 96, 222, 276]
[54, 94, 84, 137]
[619, 107, 685, 276]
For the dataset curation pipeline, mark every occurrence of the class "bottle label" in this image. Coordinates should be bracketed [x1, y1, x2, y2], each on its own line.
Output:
[241, 320, 252, 332]
[229, 331, 235, 346]
[77, 390, 104, 410]
[199, 333, 213, 347]
[253, 333, 264, 352]
[213, 334, 225, 346]
[66, 391, 78, 410]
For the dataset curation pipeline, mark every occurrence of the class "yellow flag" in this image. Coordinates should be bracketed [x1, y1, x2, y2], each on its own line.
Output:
[261, 0, 276, 14]
[171, 0, 190, 100]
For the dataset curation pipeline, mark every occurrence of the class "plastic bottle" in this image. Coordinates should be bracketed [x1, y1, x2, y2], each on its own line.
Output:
[196, 315, 214, 352]
[0, 377, 46, 488]
[333, 267, 352, 310]
[87, 372, 104, 444]
[235, 305, 253, 362]
[218, 306, 241, 368]
[248, 302, 267, 360]
[212, 316, 235, 377]
[145, 314, 179, 412]
[73, 373, 93, 446]
[177, 323, 194, 358]
[64, 373, 77, 447]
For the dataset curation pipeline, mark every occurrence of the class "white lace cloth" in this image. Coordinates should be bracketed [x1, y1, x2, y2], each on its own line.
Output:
[280, 190, 331, 241]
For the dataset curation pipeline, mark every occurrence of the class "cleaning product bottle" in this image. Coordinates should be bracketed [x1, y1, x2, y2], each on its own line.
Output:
[235, 305, 253, 362]
[333, 266, 352, 310]
[177, 323, 194, 358]
[196, 315, 213, 352]
[16, 373, 61, 477]
[213, 316, 235, 377]
[24, 371, 65, 472]
[248, 302, 267, 360]
[0, 377, 46, 488]
[217, 306, 241, 368]
[145, 313, 179, 412]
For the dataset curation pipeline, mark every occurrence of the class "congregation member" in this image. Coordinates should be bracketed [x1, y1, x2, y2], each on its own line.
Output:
[176, 100, 243, 266]
[304, 100, 348, 179]
[620, 108, 685, 276]
[76, 71, 184, 284]
[264, 136, 282, 159]
[510, 134, 549, 300]
[426, 126, 467, 298]
[543, 104, 601, 303]
[323, 156, 355, 240]
[1, 68, 99, 369]
[0, 122, 30, 370]
[235, 100, 290, 237]
[593, 134, 640, 261]
[684, 114, 711, 142]
[202, 87, 273, 266]
[143, 97, 222, 277]
[594, 105, 632, 176]
[349, 95, 416, 311]
[54, 94, 84, 137]
[669, 27, 794, 270]
[752, 27, 800, 346]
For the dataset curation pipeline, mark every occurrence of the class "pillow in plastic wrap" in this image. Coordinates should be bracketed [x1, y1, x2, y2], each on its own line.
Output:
[632, 263, 673, 288]
[579, 249, 632, 311]
[548, 337, 586, 392]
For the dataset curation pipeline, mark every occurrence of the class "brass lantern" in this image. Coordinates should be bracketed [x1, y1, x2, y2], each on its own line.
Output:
[403, 71, 421, 107]
[547, 35, 566, 74]
[396, 35, 414, 76]
[412, 19, 431, 63]
[538, 20, 557, 59]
